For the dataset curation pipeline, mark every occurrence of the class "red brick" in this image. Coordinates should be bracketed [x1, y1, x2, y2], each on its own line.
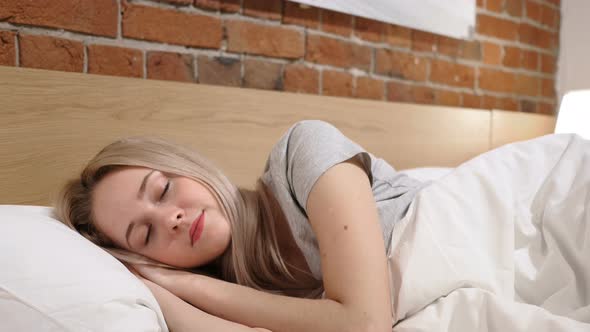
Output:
[227, 20, 304, 59]
[0, 31, 16, 66]
[477, 14, 519, 40]
[479, 68, 515, 93]
[538, 101, 556, 115]
[437, 90, 461, 107]
[505, 0, 523, 17]
[283, 64, 318, 94]
[147, 51, 194, 83]
[477, 0, 485, 8]
[322, 70, 353, 97]
[541, 53, 556, 73]
[526, 0, 542, 22]
[283, 2, 319, 29]
[521, 50, 539, 71]
[220, 0, 240, 12]
[541, 5, 559, 29]
[515, 74, 539, 96]
[375, 49, 428, 81]
[161, 0, 192, 4]
[430, 60, 475, 88]
[486, 0, 503, 12]
[504, 98, 519, 111]
[19, 34, 83, 72]
[482, 95, 518, 111]
[445, 41, 483, 61]
[519, 23, 555, 49]
[194, 0, 221, 11]
[123, 3, 222, 49]
[503, 46, 522, 68]
[482, 95, 498, 109]
[355, 17, 384, 42]
[438, 36, 461, 57]
[542, 78, 555, 97]
[355, 76, 384, 100]
[462, 93, 482, 108]
[243, 59, 282, 90]
[0, 0, 117, 37]
[243, 0, 281, 20]
[412, 30, 437, 52]
[482, 41, 502, 65]
[520, 99, 537, 113]
[197, 56, 241, 87]
[306, 34, 371, 70]
[87, 44, 143, 78]
[460, 40, 482, 60]
[386, 81, 413, 103]
[383, 24, 412, 48]
[321, 10, 352, 36]
[413, 86, 436, 104]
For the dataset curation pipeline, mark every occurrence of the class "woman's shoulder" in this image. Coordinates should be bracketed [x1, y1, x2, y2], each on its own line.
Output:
[286, 119, 339, 136]
[262, 119, 371, 200]
[276, 120, 348, 152]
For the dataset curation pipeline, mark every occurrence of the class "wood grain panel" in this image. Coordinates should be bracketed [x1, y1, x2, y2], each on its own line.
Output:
[491, 110, 556, 149]
[0, 66, 491, 205]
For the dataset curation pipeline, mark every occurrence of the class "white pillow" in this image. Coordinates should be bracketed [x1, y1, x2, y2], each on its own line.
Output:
[400, 167, 453, 182]
[0, 205, 168, 332]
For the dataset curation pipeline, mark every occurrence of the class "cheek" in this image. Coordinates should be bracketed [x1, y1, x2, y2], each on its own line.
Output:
[179, 182, 219, 207]
[214, 211, 233, 239]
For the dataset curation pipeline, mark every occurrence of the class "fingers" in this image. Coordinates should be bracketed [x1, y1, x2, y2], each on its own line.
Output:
[128, 263, 148, 277]
[129, 263, 166, 284]
[122, 262, 140, 276]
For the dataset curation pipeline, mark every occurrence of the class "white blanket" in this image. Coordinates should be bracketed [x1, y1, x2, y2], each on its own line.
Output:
[388, 134, 590, 331]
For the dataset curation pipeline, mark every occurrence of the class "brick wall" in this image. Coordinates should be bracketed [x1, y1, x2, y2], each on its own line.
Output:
[0, 0, 560, 114]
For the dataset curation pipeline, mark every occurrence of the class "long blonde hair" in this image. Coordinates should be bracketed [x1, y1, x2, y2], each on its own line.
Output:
[54, 137, 322, 297]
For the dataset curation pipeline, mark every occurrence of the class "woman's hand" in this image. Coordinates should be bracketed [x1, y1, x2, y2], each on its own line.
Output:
[129, 263, 225, 313]
[127, 264, 275, 332]
[125, 264, 176, 309]
[130, 263, 193, 294]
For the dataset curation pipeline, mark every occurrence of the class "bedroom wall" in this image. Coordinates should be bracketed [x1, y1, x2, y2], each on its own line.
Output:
[0, 0, 560, 114]
[556, 0, 590, 105]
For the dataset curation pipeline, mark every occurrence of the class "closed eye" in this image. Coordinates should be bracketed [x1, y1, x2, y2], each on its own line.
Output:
[159, 180, 170, 201]
[145, 224, 152, 246]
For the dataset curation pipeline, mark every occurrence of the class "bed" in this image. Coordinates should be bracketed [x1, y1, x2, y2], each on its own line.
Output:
[3, 65, 581, 331]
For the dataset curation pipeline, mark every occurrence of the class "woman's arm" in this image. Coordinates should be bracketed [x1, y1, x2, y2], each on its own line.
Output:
[305, 156, 393, 331]
[135, 157, 392, 332]
[139, 276, 272, 332]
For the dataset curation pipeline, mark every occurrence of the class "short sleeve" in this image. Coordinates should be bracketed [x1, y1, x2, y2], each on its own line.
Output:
[265, 120, 372, 214]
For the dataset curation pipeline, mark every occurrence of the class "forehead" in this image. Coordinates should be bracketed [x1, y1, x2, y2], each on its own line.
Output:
[91, 167, 152, 247]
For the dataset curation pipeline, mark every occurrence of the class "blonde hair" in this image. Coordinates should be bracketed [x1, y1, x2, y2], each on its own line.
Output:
[54, 137, 322, 298]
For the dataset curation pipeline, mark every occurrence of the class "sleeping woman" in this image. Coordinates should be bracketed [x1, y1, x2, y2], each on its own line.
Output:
[54, 120, 425, 332]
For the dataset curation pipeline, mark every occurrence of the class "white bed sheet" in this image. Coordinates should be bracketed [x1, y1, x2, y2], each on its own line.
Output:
[388, 133, 590, 331]
[399, 167, 452, 182]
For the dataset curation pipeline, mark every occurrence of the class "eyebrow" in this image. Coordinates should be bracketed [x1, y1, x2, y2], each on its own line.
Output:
[137, 170, 156, 199]
[125, 170, 156, 249]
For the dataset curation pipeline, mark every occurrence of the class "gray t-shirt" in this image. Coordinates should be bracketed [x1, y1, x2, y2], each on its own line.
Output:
[261, 120, 423, 280]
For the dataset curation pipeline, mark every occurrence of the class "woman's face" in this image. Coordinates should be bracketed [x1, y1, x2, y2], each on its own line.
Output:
[92, 167, 231, 268]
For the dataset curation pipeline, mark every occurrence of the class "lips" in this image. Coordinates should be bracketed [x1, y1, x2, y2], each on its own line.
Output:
[190, 211, 205, 245]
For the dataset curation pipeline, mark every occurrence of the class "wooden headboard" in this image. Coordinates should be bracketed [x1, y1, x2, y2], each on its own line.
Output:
[0, 66, 556, 205]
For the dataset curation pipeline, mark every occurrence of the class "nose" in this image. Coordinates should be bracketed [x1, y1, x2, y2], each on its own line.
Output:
[162, 208, 184, 231]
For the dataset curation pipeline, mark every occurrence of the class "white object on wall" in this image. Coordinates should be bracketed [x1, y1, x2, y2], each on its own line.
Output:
[554, 90, 590, 139]
[288, 0, 476, 39]
[557, 0, 590, 105]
